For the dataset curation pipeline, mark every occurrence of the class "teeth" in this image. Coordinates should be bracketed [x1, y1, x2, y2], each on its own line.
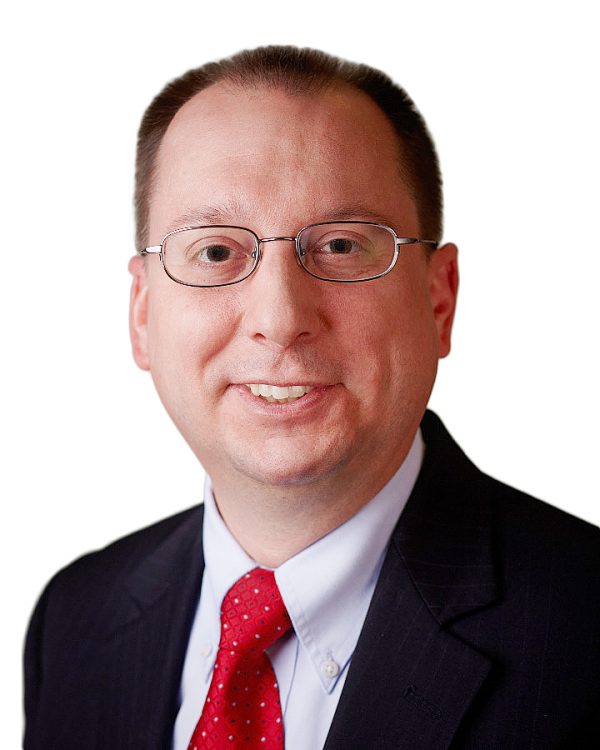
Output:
[288, 385, 307, 397]
[245, 384, 314, 403]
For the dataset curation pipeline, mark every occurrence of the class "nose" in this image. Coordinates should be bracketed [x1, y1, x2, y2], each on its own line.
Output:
[241, 238, 322, 351]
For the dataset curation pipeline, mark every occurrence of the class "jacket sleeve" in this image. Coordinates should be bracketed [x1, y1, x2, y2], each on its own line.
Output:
[23, 580, 53, 750]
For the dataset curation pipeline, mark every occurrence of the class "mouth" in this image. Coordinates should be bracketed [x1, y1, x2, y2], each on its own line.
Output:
[244, 383, 315, 404]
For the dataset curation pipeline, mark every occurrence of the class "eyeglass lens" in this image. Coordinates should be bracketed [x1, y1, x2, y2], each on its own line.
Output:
[162, 223, 397, 286]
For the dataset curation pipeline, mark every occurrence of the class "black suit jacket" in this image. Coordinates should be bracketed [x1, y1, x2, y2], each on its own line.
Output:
[24, 412, 600, 749]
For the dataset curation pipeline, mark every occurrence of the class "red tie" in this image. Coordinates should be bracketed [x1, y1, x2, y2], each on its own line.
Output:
[188, 568, 292, 749]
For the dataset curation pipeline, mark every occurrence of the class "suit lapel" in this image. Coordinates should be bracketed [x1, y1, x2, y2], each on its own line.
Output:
[93, 506, 205, 750]
[324, 412, 500, 750]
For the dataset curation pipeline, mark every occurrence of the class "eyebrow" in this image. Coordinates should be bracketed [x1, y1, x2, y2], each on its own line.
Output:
[164, 202, 398, 234]
[165, 199, 246, 233]
[318, 206, 396, 226]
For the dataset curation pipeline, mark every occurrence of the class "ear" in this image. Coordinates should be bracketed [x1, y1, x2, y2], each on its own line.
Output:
[428, 243, 459, 359]
[128, 255, 150, 371]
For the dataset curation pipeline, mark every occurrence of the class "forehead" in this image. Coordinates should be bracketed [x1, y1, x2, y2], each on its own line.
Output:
[150, 81, 418, 238]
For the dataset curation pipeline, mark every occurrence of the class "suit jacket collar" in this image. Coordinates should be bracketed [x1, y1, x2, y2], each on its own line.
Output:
[323, 411, 500, 749]
[395, 410, 499, 626]
[96, 506, 205, 750]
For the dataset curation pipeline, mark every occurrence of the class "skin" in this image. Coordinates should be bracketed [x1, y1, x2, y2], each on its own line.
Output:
[129, 81, 458, 566]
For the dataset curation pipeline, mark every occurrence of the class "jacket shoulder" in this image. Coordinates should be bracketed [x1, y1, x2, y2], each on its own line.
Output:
[24, 505, 205, 749]
[26, 504, 204, 656]
[484, 476, 600, 611]
[48, 504, 202, 593]
[487, 474, 598, 549]
[421, 409, 599, 561]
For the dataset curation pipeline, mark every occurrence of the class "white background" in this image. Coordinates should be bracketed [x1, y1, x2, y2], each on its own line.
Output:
[2, 0, 599, 744]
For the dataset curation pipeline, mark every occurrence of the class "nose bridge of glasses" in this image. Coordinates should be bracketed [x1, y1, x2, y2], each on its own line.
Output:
[259, 235, 297, 245]
[257, 236, 303, 267]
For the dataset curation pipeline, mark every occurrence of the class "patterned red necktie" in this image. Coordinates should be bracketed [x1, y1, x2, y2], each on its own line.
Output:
[188, 568, 292, 749]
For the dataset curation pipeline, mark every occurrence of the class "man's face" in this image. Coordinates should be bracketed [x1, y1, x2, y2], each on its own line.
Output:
[129, 83, 457, 494]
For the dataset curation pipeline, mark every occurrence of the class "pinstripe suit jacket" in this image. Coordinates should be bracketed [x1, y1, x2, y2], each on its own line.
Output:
[24, 412, 600, 749]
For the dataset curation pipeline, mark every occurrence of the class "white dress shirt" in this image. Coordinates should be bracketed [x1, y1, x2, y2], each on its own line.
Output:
[173, 430, 424, 750]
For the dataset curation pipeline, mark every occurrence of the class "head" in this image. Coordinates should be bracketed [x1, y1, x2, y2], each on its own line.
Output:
[129, 46, 458, 502]
[134, 46, 444, 254]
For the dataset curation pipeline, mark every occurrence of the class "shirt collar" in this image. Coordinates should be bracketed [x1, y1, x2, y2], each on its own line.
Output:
[202, 429, 424, 692]
[201, 482, 258, 682]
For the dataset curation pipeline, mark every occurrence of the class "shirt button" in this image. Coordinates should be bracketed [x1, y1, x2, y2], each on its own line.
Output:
[321, 659, 340, 679]
[200, 643, 213, 658]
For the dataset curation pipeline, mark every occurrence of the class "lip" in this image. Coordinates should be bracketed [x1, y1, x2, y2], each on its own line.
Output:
[239, 380, 327, 388]
[230, 383, 336, 415]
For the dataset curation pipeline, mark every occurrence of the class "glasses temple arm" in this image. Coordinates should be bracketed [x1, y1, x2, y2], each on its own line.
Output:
[140, 246, 162, 256]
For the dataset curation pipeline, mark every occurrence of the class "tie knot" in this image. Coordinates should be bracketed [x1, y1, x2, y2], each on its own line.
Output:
[219, 568, 291, 657]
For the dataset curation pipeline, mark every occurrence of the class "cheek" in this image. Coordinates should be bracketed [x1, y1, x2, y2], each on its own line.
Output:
[338, 281, 439, 400]
[146, 286, 239, 387]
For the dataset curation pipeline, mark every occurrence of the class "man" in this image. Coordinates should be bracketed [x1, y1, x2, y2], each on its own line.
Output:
[24, 46, 599, 749]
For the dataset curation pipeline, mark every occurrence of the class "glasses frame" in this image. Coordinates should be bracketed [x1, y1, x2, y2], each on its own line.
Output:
[140, 221, 438, 287]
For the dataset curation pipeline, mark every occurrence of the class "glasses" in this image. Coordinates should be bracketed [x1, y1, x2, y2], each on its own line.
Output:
[141, 221, 438, 287]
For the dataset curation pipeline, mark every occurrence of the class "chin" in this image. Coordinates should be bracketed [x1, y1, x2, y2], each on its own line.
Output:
[233, 460, 333, 488]
[229, 446, 349, 488]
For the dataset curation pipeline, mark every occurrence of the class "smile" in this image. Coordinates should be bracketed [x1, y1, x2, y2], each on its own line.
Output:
[245, 383, 315, 404]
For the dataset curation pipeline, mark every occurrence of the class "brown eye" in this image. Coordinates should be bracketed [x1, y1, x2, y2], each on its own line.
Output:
[202, 244, 231, 262]
[327, 238, 354, 254]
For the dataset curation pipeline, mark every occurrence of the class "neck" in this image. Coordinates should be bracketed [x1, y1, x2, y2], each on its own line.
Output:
[209, 438, 416, 567]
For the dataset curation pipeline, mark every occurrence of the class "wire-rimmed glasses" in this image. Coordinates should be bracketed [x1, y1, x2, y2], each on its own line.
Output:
[140, 221, 438, 287]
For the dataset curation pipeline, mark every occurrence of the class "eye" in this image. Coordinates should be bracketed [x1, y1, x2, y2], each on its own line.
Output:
[312, 232, 369, 256]
[323, 237, 356, 254]
[297, 222, 394, 281]
[199, 243, 232, 263]
[184, 237, 251, 265]
[163, 227, 258, 286]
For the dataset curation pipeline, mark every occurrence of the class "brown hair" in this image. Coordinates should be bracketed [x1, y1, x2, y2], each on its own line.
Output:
[134, 46, 443, 250]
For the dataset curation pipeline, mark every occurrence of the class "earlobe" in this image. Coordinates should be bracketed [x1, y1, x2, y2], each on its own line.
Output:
[429, 243, 459, 359]
[128, 255, 150, 371]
